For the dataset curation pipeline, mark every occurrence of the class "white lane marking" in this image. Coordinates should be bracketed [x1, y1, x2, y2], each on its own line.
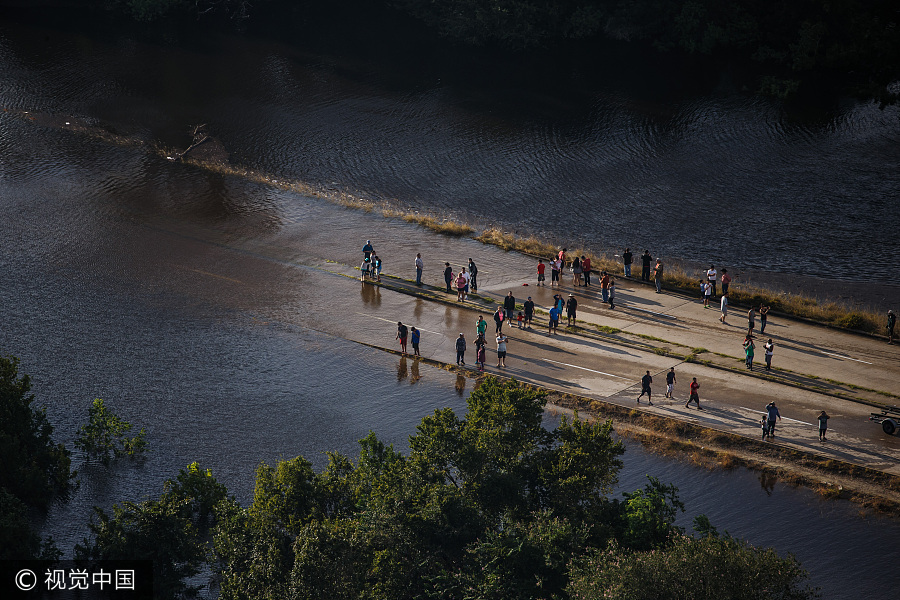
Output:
[626, 305, 678, 319]
[819, 351, 873, 365]
[357, 314, 443, 336]
[738, 406, 817, 427]
[541, 358, 631, 380]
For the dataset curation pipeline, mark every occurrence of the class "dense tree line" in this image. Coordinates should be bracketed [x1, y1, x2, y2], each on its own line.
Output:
[45, 0, 899, 99]
[75, 378, 817, 599]
[2, 356, 817, 598]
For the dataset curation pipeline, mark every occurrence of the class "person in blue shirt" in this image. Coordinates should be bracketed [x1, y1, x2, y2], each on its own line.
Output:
[410, 327, 420, 357]
[548, 305, 559, 335]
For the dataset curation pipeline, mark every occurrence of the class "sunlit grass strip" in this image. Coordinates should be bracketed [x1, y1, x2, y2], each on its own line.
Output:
[157, 148, 883, 335]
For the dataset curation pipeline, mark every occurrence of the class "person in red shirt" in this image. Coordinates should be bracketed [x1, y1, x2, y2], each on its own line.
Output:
[537, 259, 546, 286]
[721, 269, 732, 295]
[582, 256, 592, 286]
[685, 378, 702, 409]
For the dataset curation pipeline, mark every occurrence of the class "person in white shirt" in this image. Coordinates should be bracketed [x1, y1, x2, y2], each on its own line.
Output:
[707, 264, 718, 297]
[720, 293, 728, 323]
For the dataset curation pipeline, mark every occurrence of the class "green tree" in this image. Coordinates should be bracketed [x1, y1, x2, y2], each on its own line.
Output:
[75, 398, 147, 466]
[568, 532, 819, 600]
[0, 355, 74, 509]
[76, 463, 228, 599]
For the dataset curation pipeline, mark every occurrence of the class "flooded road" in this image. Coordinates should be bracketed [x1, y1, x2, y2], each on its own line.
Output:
[2, 8, 899, 598]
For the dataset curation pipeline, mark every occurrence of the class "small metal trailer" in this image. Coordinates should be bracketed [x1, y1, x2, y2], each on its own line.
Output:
[870, 406, 900, 435]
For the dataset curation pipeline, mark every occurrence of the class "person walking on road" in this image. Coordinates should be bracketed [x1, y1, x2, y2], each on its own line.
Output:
[410, 327, 420, 357]
[759, 304, 770, 333]
[496, 333, 508, 367]
[373, 254, 382, 282]
[686, 377, 701, 409]
[455, 333, 466, 366]
[743, 335, 756, 370]
[818, 411, 829, 441]
[523, 297, 535, 329]
[415, 253, 424, 286]
[608, 279, 616, 309]
[888, 309, 895, 344]
[641, 250, 653, 281]
[444, 263, 453, 293]
[468, 258, 478, 291]
[654, 260, 664, 293]
[765, 401, 781, 438]
[761, 413, 771, 439]
[637, 371, 654, 405]
[493, 307, 505, 334]
[623, 248, 633, 277]
[396, 322, 409, 355]
[764, 339, 774, 370]
[665, 367, 676, 399]
[720, 293, 728, 323]
[566, 294, 578, 326]
[537, 259, 546, 286]
[504, 292, 517, 322]
[600, 271, 610, 303]
[707, 265, 718, 297]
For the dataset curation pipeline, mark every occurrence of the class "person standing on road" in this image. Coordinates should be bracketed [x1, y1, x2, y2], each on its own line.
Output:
[551, 257, 561, 287]
[504, 291, 517, 321]
[468, 258, 478, 291]
[637, 370, 654, 405]
[444, 263, 453, 293]
[702, 278, 712, 306]
[600, 271, 611, 303]
[623, 248, 633, 277]
[761, 413, 770, 439]
[744, 335, 756, 370]
[759, 304, 770, 333]
[523, 297, 535, 329]
[415, 253, 424, 286]
[764, 339, 774, 370]
[410, 327, 420, 357]
[362, 240, 374, 262]
[537, 259, 546, 286]
[818, 411, 829, 441]
[396, 322, 409, 355]
[720, 293, 728, 323]
[641, 250, 653, 281]
[608, 279, 616, 309]
[706, 265, 718, 297]
[475, 335, 486, 371]
[686, 377, 701, 409]
[548, 304, 559, 335]
[748, 306, 756, 334]
[456, 269, 467, 301]
[476, 315, 487, 339]
[496, 333, 508, 367]
[665, 367, 676, 399]
[721, 269, 732, 295]
[572, 256, 583, 286]
[455, 333, 466, 366]
[765, 401, 781, 438]
[493, 306, 505, 334]
[888, 309, 895, 344]
[566, 294, 578, 326]
[582, 255, 592, 286]
[654, 260, 664, 293]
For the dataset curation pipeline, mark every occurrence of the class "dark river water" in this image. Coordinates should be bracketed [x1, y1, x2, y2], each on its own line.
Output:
[2, 9, 900, 598]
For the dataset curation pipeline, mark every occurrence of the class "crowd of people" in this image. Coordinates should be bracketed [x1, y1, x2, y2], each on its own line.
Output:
[363, 241, 896, 446]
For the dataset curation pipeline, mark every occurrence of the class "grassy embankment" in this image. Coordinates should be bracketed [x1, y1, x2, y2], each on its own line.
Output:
[155, 144, 883, 336]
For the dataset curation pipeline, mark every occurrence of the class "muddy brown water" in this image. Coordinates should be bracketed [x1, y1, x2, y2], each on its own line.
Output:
[2, 11, 899, 598]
